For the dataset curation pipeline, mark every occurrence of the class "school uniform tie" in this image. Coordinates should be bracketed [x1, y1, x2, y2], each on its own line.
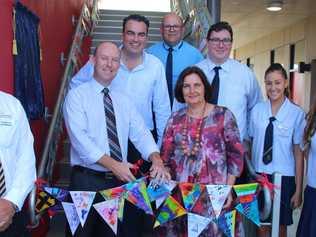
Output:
[210, 66, 221, 104]
[263, 116, 276, 164]
[166, 47, 174, 106]
[0, 160, 6, 197]
[102, 88, 122, 162]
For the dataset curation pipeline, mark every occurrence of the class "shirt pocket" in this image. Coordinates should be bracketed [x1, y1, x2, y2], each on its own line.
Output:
[0, 116, 16, 148]
[275, 123, 292, 138]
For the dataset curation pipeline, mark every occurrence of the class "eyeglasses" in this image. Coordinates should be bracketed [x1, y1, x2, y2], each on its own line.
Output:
[163, 24, 182, 31]
[208, 37, 232, 46]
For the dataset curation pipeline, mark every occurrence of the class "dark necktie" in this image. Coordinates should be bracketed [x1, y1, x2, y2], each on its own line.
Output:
[102, 88, 122, 162]
[0, 160, 6, 197]
[210, 66, 221, 105]
[263, 117, 276, 164]
[166, 47, 174, 106]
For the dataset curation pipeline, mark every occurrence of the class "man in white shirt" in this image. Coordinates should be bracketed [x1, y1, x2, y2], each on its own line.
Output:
[63, 41, 169, 237]
[0, 91, 36, 235]
[196, 21, 262, 143]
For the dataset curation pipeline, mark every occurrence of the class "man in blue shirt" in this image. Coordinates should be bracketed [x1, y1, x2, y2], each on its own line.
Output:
[147, 13, 204, 108]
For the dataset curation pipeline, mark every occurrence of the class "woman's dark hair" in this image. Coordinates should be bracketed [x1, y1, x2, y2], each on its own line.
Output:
[264, 63, 290, 97]
[174, 66, 212, 103]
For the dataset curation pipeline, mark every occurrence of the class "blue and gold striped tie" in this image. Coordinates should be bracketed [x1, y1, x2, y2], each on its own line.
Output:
[0, 160, 6, 197]
[102, 88, 122, 162]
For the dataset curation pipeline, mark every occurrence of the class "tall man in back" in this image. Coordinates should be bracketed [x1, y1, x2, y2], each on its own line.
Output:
[147, 13, 204, 108]
[196, 22, 263, 182]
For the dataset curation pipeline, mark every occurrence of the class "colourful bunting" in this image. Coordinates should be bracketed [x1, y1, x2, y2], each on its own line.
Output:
[125, 179, 153, 215]
[154, 196, 187, 227]
[44, 187, 69, 202]
[217, 210, 236, 237]
[99, 185, 126, 201]
[191, 188, 215, 218]
[206, 185, 231, 218]
[235, 194, 260, 226]
[233, 183, 258, 197]
[179, 183, 204, 211]
[118, 196, 125, 222]
[147, 182, 170, 202]
[62, 202, 80, 236]
[94, 199, 119, 235]
[70, 191, 96, 227]
[187, 212, 212, 237]
[154, 180, 178, 208]
[35, 191, 56, 213]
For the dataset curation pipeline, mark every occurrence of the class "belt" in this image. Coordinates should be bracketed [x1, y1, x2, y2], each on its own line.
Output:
[72, 165, 115, 179]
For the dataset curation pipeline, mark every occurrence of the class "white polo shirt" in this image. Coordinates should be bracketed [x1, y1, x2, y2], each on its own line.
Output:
[249, 98, 305, 176]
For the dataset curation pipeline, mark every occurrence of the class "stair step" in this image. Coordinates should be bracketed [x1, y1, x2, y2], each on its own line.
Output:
[98, 9, 168, 17]
[92, 32, 161, 41]
[94, 25, 160, 34]
[96, 19, 161, 28]
[98, 14, 163, 23]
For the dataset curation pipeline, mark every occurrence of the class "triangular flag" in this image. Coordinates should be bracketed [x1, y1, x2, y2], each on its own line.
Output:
[179, 183, 204, 211]
[206, 185, 231, 218]
[70, 191, 96, 227]
[154, 196, 187, 227]
[62, 202, 80, 236]
[217, 210, 236, 237]
[99, 185, 126, 201]
[191, 188, 215, 218]
[44, 187, 69, 202]
[118, 196, 125, 222]
[187, 212, 212, 237]
[147, 182, 170, 202]
[35, 191, 56, 213]
[94, 199, 119, 235]
[235, 194, 260, 226]
[154, 180, 178, 208]
[125, 179, 153, 215]
[233, 183, 258, 197]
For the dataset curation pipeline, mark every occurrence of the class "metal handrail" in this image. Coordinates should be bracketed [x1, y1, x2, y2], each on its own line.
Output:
[27, 0, 99, 228]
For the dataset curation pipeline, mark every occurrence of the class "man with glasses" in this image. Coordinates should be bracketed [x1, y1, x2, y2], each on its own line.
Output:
[147, 13, 204, 108]
[197, 22, 262, 173]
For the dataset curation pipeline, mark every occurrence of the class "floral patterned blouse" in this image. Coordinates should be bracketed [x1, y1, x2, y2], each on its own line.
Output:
[156, 106, 244, 237]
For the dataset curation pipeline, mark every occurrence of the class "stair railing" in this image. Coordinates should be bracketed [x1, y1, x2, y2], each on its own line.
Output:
[27, 0, 99, 228]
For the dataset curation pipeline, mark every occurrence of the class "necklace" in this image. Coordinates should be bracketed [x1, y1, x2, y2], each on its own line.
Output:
[181, 103, 207, 160]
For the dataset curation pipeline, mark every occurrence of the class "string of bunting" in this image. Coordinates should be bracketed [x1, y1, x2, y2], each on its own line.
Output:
[35, 178, 266, 237]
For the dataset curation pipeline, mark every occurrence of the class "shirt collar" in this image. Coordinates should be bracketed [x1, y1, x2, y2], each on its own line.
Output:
[267, 97, 290, 122]
[91, 77, 113, 94]
[206, 56, 231, 72]
[162, 40, 183, 52]
[120, 51, 147, 72]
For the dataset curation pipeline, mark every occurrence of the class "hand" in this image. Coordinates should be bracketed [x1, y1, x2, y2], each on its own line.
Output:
[290, 190, 302, 209]
[0, 199, 15, 232]
[110, 161, 136, 182]
[149, 153, 171, 183]
[222, 192, 233, 210]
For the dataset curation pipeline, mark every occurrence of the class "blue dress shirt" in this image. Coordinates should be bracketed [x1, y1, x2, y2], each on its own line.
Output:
[147, 40, 204, 98]
[63, 79, 159, 172]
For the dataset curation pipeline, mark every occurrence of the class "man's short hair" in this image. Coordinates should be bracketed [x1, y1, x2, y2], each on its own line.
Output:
[206, 21, 233, 42]
[122, 14, 150, 33]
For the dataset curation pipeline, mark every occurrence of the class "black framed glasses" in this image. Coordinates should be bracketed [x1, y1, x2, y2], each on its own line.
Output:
[208, 37, 232, 46]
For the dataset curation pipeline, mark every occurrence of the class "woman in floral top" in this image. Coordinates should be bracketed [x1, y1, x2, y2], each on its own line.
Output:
[156, 66, 244, 237]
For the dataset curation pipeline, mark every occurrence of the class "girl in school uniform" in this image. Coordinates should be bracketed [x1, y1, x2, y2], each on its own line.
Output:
[296, 97, 316, 237]
[248, 63, 305, 237]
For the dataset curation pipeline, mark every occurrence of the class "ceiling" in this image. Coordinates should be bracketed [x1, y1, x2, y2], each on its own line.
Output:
[221, 0, 316, 49]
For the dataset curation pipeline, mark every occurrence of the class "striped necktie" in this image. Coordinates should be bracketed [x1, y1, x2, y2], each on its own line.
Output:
[102, 88, 123, 162]
[0, 160, 6, 197]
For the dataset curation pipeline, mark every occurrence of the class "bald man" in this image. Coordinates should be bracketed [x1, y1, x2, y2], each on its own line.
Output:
[63, 42, 170, 237]
[147, 13, 204, 108]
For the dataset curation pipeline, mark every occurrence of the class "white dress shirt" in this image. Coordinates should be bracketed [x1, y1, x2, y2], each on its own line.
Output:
[0, 91, 36, 210]
[111, 52, 171, 145]
[249, 98, 305, 176]
[69, 60, 94, 90]
[194, 57, 263, 141]
[63, 78, 159, 172]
